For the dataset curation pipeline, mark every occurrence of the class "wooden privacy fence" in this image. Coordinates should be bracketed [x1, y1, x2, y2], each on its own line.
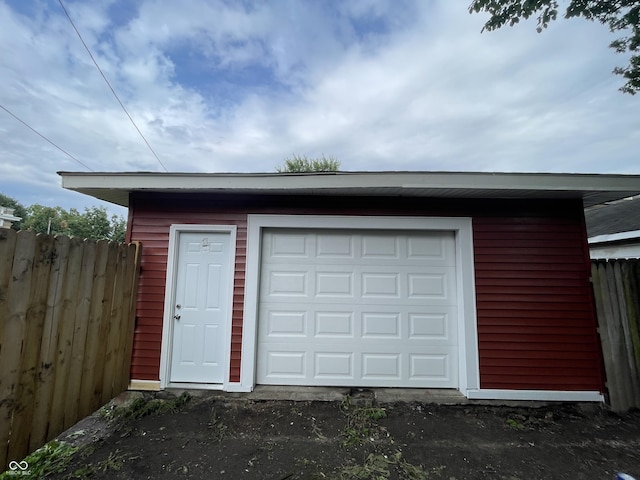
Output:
[0, 229, 141, 471]
[592, 259, 640, 412]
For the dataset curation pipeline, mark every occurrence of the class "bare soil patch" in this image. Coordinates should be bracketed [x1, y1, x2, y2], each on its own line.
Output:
[18, 392, 640, 479]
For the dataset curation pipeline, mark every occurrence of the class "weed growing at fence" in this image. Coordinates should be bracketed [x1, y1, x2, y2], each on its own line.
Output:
[113, 392, 192, 422]
[340, 396, 387, 447]
[208, 407, 229, 442]
[0, 441, 80, 479]
[338, 451, 431, 480]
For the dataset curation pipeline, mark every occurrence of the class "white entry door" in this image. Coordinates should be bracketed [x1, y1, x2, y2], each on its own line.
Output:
[170, 232, 232, 384]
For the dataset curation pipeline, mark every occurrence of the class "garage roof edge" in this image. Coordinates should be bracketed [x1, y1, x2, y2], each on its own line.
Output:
[57, 171, 640, 208]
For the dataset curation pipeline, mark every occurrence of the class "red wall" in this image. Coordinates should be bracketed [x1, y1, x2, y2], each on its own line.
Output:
[127, 193, 604, 392]
[473, 216, 603, 391]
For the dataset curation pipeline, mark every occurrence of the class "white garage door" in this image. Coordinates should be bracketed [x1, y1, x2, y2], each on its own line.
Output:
[257, 229, 458, 388]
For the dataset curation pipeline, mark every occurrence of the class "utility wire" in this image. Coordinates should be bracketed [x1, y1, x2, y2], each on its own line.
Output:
[58, 0, 169, 173]
[0, 103, 94, 171]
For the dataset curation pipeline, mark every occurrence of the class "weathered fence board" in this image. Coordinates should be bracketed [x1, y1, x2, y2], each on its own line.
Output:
[48, 237, 79, 439]
[64, 240, 95, 431]
[592, 259, 640, 412]
[0, 229, 141, 471]
[30, 235, 69, 452]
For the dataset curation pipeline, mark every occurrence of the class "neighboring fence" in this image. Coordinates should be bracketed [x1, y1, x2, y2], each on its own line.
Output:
[0, 229, 141, 471]
[592, 259, 640, 412]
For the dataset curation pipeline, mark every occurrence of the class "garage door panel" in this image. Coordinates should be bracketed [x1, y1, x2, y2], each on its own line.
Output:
[263, 351, 307, 378]
[409, 349, 458, 386]
[261, 304, 456, 343]
[259, 344, 459, 387]
[361, 312, 401, 339]
[267, 270, 309, 297]
[361, 234, 400, 259]
[264, 310, 308, 337]
[362, 354, 401, 380]
[268, 232, 310, 258]
[261, 267, 456, 305]
[408, 273, 452, 300]
[316, 271, 355, 297]
[314, 352, 354, 379]
[361, 272, 400, 298]
[315, 311, 355, 337]
[258, 229, 459, 388]
[409, 310, 457, 345]
[316, 232, 355, 258]
[406, 233, 456, 265]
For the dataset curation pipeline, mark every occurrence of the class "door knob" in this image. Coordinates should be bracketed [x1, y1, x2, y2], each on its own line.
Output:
[174, 314, 181, 320]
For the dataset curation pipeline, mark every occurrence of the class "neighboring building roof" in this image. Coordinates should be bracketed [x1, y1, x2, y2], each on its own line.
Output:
[58, 171, 640, 209]
[586, 196, 640, 259]
[0, 206, 22, 229]
[584, 195, 640, 237]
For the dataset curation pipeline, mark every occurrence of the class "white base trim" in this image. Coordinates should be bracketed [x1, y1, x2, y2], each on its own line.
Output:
[128, 380, 161, 391]
[127, 379, 250, 392]
[466, 389, 605, 402]
[224, 383, 253, 393]
[164, 382, 224, 391]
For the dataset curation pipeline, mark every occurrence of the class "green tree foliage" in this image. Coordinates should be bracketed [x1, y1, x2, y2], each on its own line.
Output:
[276, 154, 341, 173]
[0, 192, 27, 230]
[21, 205, 126, 242]
[469, 0, 640, 94]
[22, 204, 69, 236]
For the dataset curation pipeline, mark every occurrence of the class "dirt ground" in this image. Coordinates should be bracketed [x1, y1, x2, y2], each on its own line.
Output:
[35, 391, 640, 479]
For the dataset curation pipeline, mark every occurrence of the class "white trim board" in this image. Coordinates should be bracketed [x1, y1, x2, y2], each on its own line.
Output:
[241, 214, 480, 394]
[159, 224, 237, 391]
[128, 380, 161, 391]
[467, 389, 604, 402]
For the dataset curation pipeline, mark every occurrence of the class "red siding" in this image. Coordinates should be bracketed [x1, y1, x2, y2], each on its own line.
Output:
[128, 193, 604, 393]
[128, 200, 248, 382]
[473, 216, 604, 391]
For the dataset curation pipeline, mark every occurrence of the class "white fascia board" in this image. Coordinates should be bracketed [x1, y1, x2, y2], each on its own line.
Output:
[59, 171, 640, 195]
[588, 229, 640, 244]
[466, 389, 604, 402]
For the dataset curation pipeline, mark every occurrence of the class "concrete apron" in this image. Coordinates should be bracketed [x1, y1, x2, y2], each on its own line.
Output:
[159, 386, 594, 409]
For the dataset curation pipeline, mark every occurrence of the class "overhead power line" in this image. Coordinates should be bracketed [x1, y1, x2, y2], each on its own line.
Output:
[0, 103, 94, 171]
[58, 0, 169, 173]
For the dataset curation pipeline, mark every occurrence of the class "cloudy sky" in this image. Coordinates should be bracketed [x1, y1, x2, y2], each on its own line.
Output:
[1, 0, 639, 217]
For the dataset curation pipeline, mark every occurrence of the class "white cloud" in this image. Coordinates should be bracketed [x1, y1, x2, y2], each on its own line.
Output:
[0, 0, 638, 215]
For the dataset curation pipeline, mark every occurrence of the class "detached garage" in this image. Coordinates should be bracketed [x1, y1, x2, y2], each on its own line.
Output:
[59, 171, 640, 402]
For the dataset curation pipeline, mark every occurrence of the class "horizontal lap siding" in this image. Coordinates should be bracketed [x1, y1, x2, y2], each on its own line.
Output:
[127, 193, 604, 393]
[474, 216, 604, 391]
[128, 201, 247, 382]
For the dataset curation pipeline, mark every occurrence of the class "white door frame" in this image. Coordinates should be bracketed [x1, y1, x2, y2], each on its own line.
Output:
[159, 224, 237, 390]
[236, 214, 480, 394]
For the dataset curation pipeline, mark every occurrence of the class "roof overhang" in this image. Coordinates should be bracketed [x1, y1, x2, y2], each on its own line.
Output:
[58, 171, 640, 209]
[588, 229, 640, 245]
